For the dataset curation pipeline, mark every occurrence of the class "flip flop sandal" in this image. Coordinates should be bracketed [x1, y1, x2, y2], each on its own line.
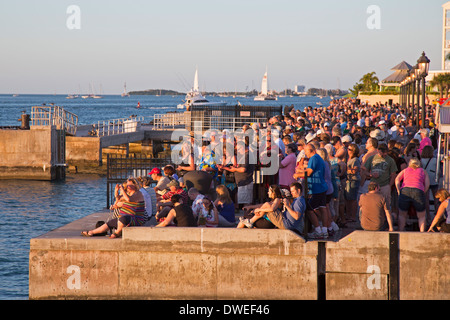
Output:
[81, 231, 93, 237]
[109, 232, 122, 239]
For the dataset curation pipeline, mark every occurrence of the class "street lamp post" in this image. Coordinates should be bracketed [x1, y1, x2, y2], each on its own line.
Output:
[410, 65, 417, 124]
[406, 71, 411, 117]
[415, 64, 421, 128]
[417, 52, 430, 128]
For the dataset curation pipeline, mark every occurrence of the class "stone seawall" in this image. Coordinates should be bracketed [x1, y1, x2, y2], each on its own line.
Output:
[29, 211, 450, 300]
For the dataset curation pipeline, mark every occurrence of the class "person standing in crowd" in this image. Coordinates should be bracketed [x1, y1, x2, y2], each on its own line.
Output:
[345, 144, 361, 223]
[278, 143, 297, 189]
[396, 126, 410, 146]
[420, 145, 439, 224]
[418, 128, 432, 155]
[302, 144, 332, 239]
[395, 158, 430, 232]
[364, 143, 398, 220]
[219, 137, 255, 209]
[360, 137, 378, 194]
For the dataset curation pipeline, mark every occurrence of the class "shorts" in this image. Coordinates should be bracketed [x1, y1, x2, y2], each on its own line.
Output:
[307, 191, 327, 211]
[237, 182, 254, 205]
[107, 215, 132, 229]
[326, 193, 333, 204]
[398, 187, 426, 212]
[437, 219, 450, 233]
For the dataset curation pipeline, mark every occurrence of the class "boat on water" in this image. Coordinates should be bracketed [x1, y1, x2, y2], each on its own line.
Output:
[121, 82, 130, 97]
[254, 69, 277, 101]
[66, 94, 79, 99]
[82, 83, 103, 99]
[177, 68, 227, 110]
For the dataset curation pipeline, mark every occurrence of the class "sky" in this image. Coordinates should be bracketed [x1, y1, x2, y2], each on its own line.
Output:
[0, 0, 445, 94]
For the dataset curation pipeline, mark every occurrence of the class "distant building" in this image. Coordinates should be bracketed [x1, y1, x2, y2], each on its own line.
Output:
[427, 2, 450, 85]
[443, 2, 450, 70]
[294, 85, 305, 93]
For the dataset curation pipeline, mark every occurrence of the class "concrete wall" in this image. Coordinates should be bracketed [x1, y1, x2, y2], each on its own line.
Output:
[66, 136, 101, 167]
[358, 94, 400, 106]
[28, 212, 450, 300]
[0, 126, 63, 180]
[357, 94, 440, 106]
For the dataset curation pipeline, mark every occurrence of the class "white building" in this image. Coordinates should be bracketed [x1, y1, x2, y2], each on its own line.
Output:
[426, 2, 450, 84]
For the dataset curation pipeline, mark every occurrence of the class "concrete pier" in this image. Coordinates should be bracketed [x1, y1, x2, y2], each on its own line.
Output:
[29, 211, 450, 300]
[0, 126, 65, 180]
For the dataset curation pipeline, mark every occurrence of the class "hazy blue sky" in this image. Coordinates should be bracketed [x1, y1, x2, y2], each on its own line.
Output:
[0, 0, 445, 94]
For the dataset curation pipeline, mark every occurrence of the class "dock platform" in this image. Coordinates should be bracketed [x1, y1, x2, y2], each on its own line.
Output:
[29, 210, 450, 300]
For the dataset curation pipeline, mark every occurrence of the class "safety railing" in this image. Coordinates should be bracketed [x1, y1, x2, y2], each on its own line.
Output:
[96, 116, 144, 137]
[153, 112, 188, 130]
[153, 112, 267, 131]
[31, 105, 78, 135]
[106, 154, 173, 207]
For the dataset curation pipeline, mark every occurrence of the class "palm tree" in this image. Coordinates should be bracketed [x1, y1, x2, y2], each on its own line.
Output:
[349, 83, 364, 97]
[430, 73, 450, 99]
[359, 72, 379, 92]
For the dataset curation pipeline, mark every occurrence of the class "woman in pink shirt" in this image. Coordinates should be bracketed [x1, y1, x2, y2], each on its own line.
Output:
[278, 143, 297, 189]
[395, 158, 430, 232]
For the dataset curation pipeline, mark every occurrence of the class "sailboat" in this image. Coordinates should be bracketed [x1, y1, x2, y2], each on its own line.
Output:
[121, 82, 130, 97]
[92, 84, 103, 99]
[254, 69, 277, 101]
[177, 67, 227, 110]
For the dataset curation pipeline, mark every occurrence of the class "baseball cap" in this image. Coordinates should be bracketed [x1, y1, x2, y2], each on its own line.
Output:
[167, 179, 179, 188]
[149, 167, 161, 175]
[342, 135, 353, 143]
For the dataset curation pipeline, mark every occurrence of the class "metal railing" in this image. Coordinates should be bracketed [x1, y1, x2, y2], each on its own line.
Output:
[96, 116, 144, 137]
[197, 116, 267, 132]
[153, 113, 268, 131]
[31, 105, 78, 135]
[153, 112, 188, 130]
[106, 154, 173, 207]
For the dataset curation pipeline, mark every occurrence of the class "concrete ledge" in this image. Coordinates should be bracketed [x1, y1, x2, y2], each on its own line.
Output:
[29, 212, 450, 300]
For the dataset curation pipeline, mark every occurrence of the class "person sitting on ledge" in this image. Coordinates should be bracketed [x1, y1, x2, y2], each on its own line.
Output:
[81, 183, 147, 238]
[237, 185, 283, 229]
[155, 179, 188, 221]
[359, 181, 394, 232]
[155, 194, 197, 227]
[238, 182, 306, 234]
[428, 188, 450, 233]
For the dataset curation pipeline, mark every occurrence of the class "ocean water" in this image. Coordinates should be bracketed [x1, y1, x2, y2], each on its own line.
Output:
[0, 93, 330, 300]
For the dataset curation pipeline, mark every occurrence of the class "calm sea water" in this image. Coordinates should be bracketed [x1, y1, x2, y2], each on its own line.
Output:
[0, 93, 330, 300]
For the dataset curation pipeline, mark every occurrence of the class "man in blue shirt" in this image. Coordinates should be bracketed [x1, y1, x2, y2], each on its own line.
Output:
[304, 143, 331, 239]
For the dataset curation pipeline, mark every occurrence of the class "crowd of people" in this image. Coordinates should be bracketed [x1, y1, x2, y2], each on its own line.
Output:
[82, 98, 450, 239]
